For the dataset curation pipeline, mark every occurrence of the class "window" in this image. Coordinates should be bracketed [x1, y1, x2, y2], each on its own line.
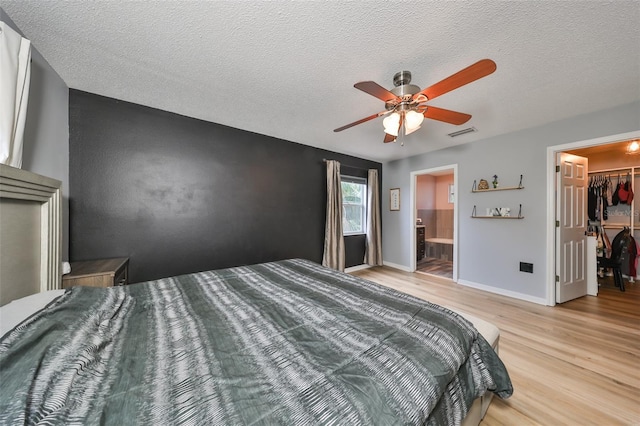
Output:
[341, 176, 367, 235]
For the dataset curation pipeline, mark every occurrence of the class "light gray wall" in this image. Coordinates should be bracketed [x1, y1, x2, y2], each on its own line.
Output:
[1, 9, 69, 259]
[382, 101, 640, 302]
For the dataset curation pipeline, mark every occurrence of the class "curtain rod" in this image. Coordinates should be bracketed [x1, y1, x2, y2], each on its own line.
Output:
[322, 158, 374, 171]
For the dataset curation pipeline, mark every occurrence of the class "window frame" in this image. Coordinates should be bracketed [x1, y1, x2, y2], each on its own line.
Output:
[341, 175, 368, 236]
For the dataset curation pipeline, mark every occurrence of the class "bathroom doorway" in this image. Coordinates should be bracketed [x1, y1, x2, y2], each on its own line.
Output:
[411, 165, 457, 280]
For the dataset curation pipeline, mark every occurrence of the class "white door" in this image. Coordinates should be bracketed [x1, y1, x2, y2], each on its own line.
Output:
[556, 153, 588, 303]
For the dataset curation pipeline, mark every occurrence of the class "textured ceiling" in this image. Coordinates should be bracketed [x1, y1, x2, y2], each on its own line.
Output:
[2, 1, 639, 162]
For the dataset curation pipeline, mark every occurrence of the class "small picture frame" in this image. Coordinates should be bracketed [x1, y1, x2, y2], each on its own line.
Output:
[390, 188, 400, 211]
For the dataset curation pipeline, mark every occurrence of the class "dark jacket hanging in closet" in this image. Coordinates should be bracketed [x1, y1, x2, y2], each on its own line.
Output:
[612, 228, 638, 279]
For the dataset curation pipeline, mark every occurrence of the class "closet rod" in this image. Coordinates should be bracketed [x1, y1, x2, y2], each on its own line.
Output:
[589, 165, 637, 175]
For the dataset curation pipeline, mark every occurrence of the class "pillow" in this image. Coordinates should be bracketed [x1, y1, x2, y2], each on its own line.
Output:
[0, 290, 65, 336]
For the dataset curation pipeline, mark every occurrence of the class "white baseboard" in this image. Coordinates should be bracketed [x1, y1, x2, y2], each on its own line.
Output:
[457, 279, 549, 306]
[382, 261, 412, 272]
[377, 261, 549, 305]
[344, 264, 372, 273]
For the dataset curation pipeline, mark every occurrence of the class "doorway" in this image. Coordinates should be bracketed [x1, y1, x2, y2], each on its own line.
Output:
[546, 130, 640, 305]
[410, 165, 458, 281]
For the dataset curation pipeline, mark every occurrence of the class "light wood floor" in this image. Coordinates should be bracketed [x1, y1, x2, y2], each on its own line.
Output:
[351, 267, 640, 425]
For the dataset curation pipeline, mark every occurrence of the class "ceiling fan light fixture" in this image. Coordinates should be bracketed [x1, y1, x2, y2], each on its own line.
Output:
[404, 110, 424, 133]
[405, 125, 421, 135]
[383, 112, 401, 136]
[384, 127, 399, 137]
[383, 112, 400, 127]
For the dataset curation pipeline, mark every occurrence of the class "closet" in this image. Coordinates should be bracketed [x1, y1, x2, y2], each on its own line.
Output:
[567, 140, 639, 288]
[588, 167, 638, 285]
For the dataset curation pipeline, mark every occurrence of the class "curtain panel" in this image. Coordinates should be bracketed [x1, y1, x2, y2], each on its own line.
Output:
[322, 160, 345, 271]
[365, 168, 383, 265]
[0, 21, 31, 168]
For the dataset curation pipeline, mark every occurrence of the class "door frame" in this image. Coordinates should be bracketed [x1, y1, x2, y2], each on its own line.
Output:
[409, 164, 458, 281]
[545, 130, 640, 306]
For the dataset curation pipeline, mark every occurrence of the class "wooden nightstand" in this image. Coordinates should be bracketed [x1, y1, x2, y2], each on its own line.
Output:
[62, 258, 129, 289]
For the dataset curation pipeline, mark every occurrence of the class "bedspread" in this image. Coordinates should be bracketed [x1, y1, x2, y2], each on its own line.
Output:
[0, 259, 512, 425]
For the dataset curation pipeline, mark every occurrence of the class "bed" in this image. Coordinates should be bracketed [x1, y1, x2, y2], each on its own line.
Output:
[0, 166, 512, 425]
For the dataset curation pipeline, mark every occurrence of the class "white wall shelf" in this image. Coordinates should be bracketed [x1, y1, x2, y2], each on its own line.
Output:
[472, 186, 524, 193]
[471, 204, 524, 219]
[472, 174, 524, 192]
[471, 215, 525, 219]
[471, 174, 524, 219]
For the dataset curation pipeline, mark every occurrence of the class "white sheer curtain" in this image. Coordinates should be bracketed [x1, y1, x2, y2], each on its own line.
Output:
[322, 160, 345, 271]
[0, 21, 31, 168]
[365, 168, 383, 265]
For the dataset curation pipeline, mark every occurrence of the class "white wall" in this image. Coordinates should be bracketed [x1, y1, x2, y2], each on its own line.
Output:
[382, 101, 640, 304]
[1, 9, 69, 259]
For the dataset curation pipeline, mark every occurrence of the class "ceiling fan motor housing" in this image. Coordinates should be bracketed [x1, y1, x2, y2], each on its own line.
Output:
[387, 71, 422, 110]
[393, 70, 412, 86]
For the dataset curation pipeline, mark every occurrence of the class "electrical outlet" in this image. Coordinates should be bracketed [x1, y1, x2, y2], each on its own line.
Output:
[520, 262, 533, 273]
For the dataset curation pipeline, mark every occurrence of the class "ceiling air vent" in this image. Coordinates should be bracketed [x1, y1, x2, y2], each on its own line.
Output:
[447, 127, 477, 138]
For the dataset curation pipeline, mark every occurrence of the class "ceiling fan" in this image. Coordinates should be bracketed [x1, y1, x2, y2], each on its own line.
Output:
[334, 59, 497, 144]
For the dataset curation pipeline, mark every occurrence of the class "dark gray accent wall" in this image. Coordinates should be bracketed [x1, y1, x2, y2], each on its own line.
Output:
[69, 90, 381, 283]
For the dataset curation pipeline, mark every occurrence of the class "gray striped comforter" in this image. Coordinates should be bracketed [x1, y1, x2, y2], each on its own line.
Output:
[0, 258, 512, 425]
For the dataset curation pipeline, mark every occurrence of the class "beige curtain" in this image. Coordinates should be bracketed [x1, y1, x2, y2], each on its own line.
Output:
[365, 168, 383, 265]
[322, 160, 345, 271]
[0, 21, 31, 168]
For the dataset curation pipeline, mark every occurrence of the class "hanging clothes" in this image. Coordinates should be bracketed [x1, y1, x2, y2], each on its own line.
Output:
[601, 226, 612, 253]
[596, 231, 604, 257]
[602, 179, 609, 221]
[612, 175, 620, 205]
[611, 228, 636, 281]
[617, 176, 629, 203]
[588, 182, 598, 221]
[588, 174, 611, 222]
[632, 236, 639, 280]
[605, 177, 613, 206]
[624, 174, 634, 204]
[628, 235, 638, 278]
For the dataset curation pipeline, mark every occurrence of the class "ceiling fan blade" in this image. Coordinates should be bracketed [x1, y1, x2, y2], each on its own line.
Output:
[423, 106, 472, 125]
[415, 59, 496, 101]
[354, 81, 399, 103]
[334, 110, 388, 132]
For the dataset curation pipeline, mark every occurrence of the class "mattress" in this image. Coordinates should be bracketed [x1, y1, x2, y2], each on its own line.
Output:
[0, 259, 512, 425]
